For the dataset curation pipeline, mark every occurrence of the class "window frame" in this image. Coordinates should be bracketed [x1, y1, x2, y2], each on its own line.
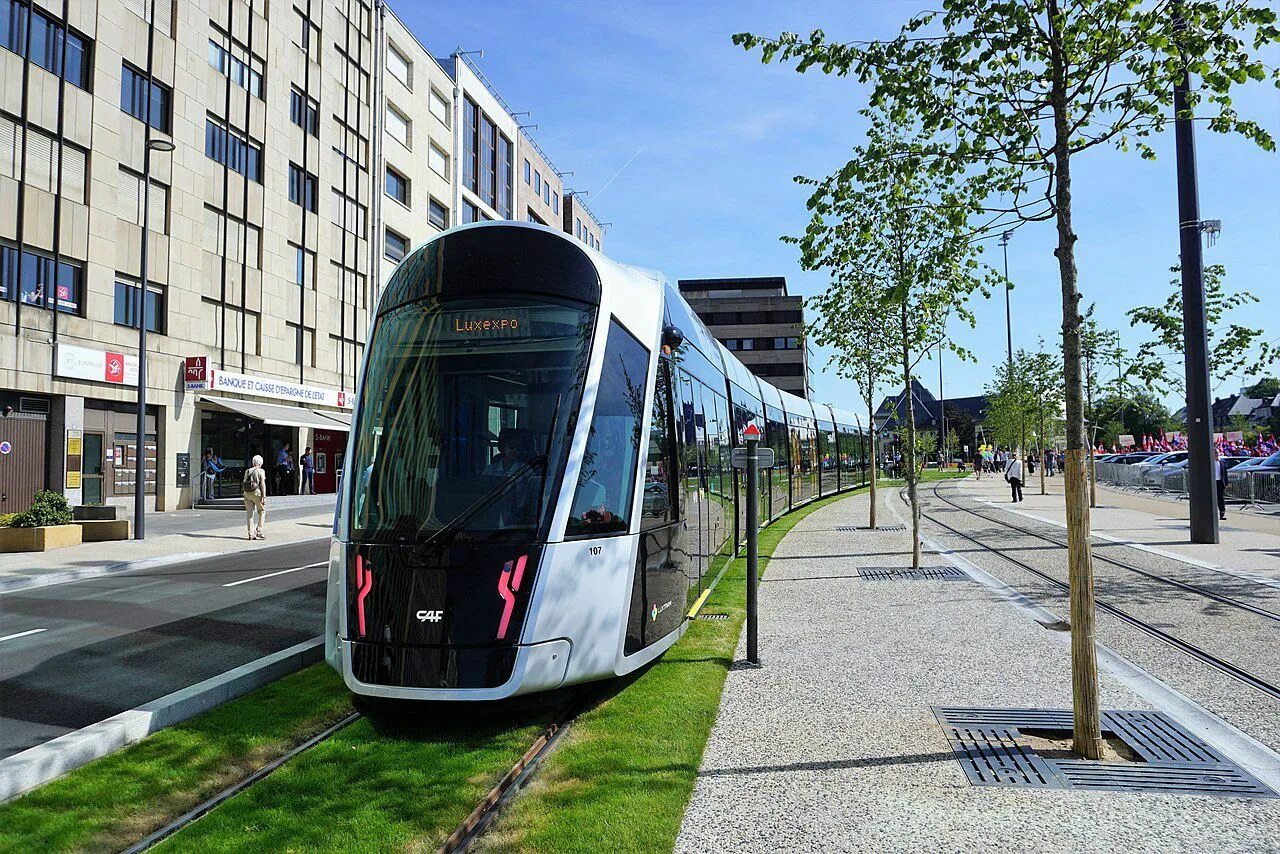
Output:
[385, 164, 409, 206]
[384, 227, 408, 262]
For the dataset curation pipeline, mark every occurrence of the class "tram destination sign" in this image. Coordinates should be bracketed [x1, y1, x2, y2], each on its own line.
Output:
[731, 446, 775, 470]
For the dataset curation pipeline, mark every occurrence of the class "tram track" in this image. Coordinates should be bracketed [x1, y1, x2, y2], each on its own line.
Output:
[909, 481, 1280, 704]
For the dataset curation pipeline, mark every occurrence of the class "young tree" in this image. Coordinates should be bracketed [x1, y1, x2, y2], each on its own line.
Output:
[786, 110, 992, 568]
[808, 268, 897, 529]
[1081, 308, 1120, 507]
[984, 352, 1034, 454]
[1128, 264, 1278, 397]
[735, 1, 1279, 759]
[1025, 344, 1066, 495]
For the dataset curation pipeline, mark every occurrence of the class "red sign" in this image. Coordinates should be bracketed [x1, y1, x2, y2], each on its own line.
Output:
[184, 356, 207, 382]
[104, 352, 125, 384]
[743, 423, 762, 439]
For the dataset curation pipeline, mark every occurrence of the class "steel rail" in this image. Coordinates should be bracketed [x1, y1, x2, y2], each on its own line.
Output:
[911, 483, 1280, 704]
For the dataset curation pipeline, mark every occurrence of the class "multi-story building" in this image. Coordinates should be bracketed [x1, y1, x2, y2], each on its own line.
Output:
[377, 7, 453, 283]
[518, 130, 562, 228]
[0, 0, 608, 519]
[562, 190, 602, 251]
[677, 277, 809, 397]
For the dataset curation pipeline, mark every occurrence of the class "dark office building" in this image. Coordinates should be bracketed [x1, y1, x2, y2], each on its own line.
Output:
[677, 277, 810, 398]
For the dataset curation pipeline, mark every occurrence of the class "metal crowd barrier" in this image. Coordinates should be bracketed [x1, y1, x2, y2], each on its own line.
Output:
[1093, 461, 1280, 515]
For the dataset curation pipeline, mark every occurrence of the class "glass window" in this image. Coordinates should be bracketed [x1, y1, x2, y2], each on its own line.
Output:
[386, 104, 410, 148]
[206, 119, 262, 182]
[288, 163, 317, 211]
[463, 97, 478, 192]
[498, 135, 512, 219]
[534, 170, 541, 195]
[552, 191, 559, 214]
[386, 43, 411, 88]
[290, 88, 319, 135]
[640, 360, 676, 530]
[429, 89, 449, 125]
[523, 158, 531, 184]
[0, 243, 81, 314]
[113, 277, 164, 333]
[384, 228, 407, 262]
[428, 142, 448, 177]
[480, 114, 496, 207]
[566, 319, 650, 537]
[1, 0, 28, 55]
[121, 63, 171, 133]
[385, 165, 408, 205]
[428, 197, 448, 230]
[349, 296, 595, 543]
[461, 201, 478, 224]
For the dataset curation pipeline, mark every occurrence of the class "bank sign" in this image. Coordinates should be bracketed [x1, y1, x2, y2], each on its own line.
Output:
[55, 343, 139, 385]
[190, 366, 351, 409]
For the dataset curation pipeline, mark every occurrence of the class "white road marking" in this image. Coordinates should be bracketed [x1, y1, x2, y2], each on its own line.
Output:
[223, 562, 327, 588]
[0, 628, 47, 643]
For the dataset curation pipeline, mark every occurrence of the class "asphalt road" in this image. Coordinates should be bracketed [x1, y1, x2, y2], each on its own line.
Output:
[0, 538, 332, 760]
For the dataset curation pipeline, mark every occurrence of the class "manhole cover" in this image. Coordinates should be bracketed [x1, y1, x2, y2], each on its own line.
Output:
[697, 613, 730, 621]
[933, 707, 1277, 798]
[858, 567, 968, 581]
[835, 524, 906, 532]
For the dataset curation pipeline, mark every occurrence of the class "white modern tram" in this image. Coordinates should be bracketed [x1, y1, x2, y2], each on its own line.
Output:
[326, 223, 871, 700]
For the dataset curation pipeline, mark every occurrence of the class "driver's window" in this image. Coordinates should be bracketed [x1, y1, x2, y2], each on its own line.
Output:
[565, 319, 650, 538]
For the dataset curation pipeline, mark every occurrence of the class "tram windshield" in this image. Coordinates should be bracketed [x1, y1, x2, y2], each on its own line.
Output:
[349, 296, 594, 543]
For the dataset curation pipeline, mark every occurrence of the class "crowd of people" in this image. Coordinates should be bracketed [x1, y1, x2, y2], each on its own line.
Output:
[1098, 431, 1279, 458]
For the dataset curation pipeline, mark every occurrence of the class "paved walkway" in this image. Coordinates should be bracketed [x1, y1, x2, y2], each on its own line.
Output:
[676, 488, 1280, 853]
[965, 471, 1280, 582]
[0, 494, 336, 590]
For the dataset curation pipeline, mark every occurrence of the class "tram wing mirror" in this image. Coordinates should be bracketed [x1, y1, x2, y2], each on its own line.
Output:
[661, 325, 685, 353]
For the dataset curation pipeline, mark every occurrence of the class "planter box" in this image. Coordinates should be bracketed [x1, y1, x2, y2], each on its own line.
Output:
[0, 524, 83, 552]
[74, 505, 122, 522]
[79, 519, 131, 541]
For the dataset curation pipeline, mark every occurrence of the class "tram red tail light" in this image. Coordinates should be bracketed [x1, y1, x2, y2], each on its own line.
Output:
[355, 554, 374, 638]
[496, 554, 528, 640]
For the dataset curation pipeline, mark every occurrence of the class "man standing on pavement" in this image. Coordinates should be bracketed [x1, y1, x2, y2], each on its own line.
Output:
[276, 443, 295, 495]
[200, 447, 223, 501]
[1215, 445, 1229, 521]
[300, 446, 315, 495]
[1005, 452, 1025, 503]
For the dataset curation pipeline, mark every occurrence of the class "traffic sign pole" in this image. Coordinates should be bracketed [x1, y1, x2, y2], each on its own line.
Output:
[744, 425, 760, 665]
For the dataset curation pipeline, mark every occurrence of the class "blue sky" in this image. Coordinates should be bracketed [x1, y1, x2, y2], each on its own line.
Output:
[396, 1, 1280, 412]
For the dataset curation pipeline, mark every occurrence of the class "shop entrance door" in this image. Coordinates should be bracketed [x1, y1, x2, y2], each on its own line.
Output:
[0, 415, 46, 514]
[312, 429, 348, 494]
[83, 433, 105, 505]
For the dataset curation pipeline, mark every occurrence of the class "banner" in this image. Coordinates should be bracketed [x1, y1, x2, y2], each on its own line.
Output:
[1118, 434, 1135, 448]
[192, 366, 352, 409]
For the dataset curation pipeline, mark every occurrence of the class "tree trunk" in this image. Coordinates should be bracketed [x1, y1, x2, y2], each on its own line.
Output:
[1049, 0, 1104, 761]
[901, 302, 921, 569]
[1039, 409, 1047, 495]
[867, 392, 878, 530]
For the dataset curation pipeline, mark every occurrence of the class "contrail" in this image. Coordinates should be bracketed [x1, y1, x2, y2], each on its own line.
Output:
[591, 147, 644, 202]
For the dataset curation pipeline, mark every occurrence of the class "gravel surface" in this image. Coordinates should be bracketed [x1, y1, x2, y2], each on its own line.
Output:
[676, 489, 1280, 854]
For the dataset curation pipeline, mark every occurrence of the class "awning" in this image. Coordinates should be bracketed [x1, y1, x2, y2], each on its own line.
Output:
[318, 410, 352, 428]
[200, 396, 347, 430]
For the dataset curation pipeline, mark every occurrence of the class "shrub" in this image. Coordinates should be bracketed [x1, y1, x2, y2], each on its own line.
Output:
[13, 490, 74, 528]
[0, 513, 16, 528]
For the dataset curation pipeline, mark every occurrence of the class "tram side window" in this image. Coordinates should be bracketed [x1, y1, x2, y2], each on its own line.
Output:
[640, 359, 676, 529]
[566, 320, 650, 537]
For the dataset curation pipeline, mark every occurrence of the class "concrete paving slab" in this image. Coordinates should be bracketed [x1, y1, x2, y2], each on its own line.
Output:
[677, 488, 1280, 853]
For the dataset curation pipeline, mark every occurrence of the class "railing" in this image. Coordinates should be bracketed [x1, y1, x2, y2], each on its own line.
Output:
[1093, 461, 1280, 513]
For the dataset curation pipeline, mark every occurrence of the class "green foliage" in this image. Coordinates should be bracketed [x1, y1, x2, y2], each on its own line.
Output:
[1244, 377, 1280, 400]
[915, 430, 938, 469]
[0, 513, 16, 528]
[12, 490, 73, 528]
[985, 344, 1065, 452]
[1094, 389, 1170, 445]
[1126, 264, 1276, 396]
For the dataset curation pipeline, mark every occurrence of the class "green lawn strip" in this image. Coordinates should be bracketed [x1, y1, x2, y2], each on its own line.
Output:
[0, 664, 352, 854]
[151, 702, 560, 853]
[477, 488, 864, 854]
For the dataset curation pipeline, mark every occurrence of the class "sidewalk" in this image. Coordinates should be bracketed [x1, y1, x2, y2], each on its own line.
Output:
[0, 494, 336, 591]
[964, 471, 1280, 583]
[676, 489, 1280, 853]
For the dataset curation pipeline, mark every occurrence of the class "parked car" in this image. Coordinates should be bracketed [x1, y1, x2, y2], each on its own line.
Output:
[1136, 451, 1190, 486]
[1147, 456, 1250, 490]
[1110, 452, 1160, 465]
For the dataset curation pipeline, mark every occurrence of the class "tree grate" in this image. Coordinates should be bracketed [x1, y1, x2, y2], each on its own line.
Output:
[933, 707, 1277, 799]
[696, 613, 731, 621]
[835, 524, 906, 532]
[858, 567, 968, 582]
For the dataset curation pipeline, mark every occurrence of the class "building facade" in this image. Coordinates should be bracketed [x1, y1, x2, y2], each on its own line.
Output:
[562, 190, 602, 251]
[0, 0, 608, 518]
[677, 277, 808, 397]
[518, 130, 561, 228]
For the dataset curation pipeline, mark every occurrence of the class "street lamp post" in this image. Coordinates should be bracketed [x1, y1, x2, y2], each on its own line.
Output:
[135, 138, 174, 540]
[999, 230, 1013, 374]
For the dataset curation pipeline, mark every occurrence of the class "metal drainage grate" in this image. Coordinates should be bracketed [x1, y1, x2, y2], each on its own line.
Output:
[835, 524, 906, 532]
[858, 567, 968, 582]
[933, 707, 1277, 799]
[696, 613, 731, 621]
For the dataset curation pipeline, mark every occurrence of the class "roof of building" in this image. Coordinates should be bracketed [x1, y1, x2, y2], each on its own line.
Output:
[677, 277, 789, 296]
[874, 380, 989, 429]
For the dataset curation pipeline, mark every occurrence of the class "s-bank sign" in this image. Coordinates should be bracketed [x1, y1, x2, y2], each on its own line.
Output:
[194, 367, 353, 409]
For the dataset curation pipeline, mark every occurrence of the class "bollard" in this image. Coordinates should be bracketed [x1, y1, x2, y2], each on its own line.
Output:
[745, 432, 759, 665]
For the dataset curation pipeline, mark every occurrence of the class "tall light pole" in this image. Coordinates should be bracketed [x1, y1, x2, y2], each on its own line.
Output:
[1000, 230, 1014, 374]
[1173, 7, 1218, 545]
[938, 343, 946, 467]
[135, 136, 174, 540]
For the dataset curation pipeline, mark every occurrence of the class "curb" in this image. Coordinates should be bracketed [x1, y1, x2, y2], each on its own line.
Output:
[0, 552, 218, 595]
[0, 635, 325, 803]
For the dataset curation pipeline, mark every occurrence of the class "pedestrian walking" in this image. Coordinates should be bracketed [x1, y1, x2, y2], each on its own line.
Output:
[972, 449, 984, 480]
[200, 447, 223, 501]
[1215, 447, 1229, 521]
[275, 443, 295, 495]
[300, 446, 315, 495]
[242, 455, 268, 540]
[1005, 452, 1025, 503]
[1045, 449, 1056, 477]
